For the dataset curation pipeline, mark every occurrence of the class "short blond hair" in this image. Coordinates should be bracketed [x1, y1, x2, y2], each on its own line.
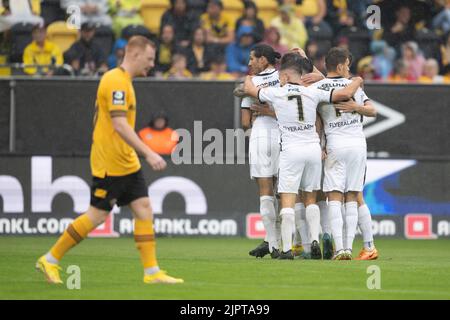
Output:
[126, 36, 156, 52]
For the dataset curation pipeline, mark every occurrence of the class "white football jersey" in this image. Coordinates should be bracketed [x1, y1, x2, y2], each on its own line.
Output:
[241, 68, 280, 138]
[258, 83, 332, 150]
[315, 77, 370, 149]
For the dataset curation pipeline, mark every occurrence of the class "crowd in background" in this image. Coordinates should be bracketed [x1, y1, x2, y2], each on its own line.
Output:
[0, 0, 450, 83]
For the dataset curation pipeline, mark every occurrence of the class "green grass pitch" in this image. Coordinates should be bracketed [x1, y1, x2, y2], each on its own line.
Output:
[1, 237, 449, 300]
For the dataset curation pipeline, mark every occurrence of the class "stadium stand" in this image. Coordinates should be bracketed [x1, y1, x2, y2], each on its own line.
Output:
[46, 21, 79, 53]
[141, 0, 170, 34]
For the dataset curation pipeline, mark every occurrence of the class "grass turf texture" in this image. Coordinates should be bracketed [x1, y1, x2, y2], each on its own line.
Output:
[1, 237, 449, 300]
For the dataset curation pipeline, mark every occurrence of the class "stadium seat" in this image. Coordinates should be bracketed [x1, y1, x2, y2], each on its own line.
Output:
[30, 0, 41, 15]
[256, 0, 278, 27]
[46, 21, 79, 53]
[222, 0, 244, 28]
[141, 0, 170, 34]
[9, 23, 34, 63]
[416, 28, 441, 61]
[94, 26, 115, 58]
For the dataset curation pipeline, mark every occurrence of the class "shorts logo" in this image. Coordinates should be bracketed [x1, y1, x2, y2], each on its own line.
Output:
[112, 91, 125, 105]
[94, 188, 107, 199]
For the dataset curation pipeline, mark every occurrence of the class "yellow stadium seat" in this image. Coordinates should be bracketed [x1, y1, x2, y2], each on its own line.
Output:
[140, 0, 170, 34]
[256, 0, 279, 27]
[46, 21, 79, 53]
[30, 0, 41, 15]
[222, 0, 244, 28]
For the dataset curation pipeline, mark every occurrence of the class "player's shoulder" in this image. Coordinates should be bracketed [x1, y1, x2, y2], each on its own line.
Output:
[100, 68, 129, 88]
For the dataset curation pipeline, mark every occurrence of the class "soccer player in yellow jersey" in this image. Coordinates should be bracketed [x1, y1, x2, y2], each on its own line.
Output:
[36, 36, 183, 284]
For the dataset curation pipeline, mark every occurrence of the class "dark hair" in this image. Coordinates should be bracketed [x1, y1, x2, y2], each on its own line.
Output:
[149, 111, 169, 128]
[211, 55, 226, 65]
[325, 47, 351, 72]
[243, 1, 258, 13]
[251, 44, 281, 66]
[280, 53, 313, 75]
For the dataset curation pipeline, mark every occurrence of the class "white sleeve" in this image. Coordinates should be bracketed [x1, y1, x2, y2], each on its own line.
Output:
[258, 87, 279, 104]
[309, 87, 333, 104]
[241, 97, 253, 109]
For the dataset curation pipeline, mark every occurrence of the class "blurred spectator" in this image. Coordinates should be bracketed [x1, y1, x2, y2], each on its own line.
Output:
[155, 24, 180, 74]
[371, 40, 396, 80]
[225, 25, 255, 76]
[389, 59, 414, 82]
[64, 22, 108, 76]
[383, 6, 415, 52]
[262, 26, 289, 56]
[0, 0, 44, 32]
[419, 58, 450, 83]
[441, 31, 450, 73]
[432, 0, 450, 34]
[163, 52, 193, 79]
[357, 56, 376, 80]
[187, 0, 208, 18]
[107, 38, 127, 69]
[200, 0, 234, 48]
[295, 0, 332, 34]
[61, 0, 112, 26]
[304, 39, 321, 61]
[235, 1, 265, 43]
[401, 41, 426, 80]
[324, 0, 356, 34]
[270, 4, 308, 49]
[23, 24, 63, 75]
[313, 53, 326, 74]
[110, 0, 144, 37]
[186, 27, 214, 74]
[161, 0, 199, 47]
[138, 111, 179, 155]
[200, 55, 234, 80]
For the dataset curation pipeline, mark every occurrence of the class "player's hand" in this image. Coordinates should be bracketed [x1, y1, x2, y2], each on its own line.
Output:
[352, 76, 364, 87]
[243, 75, 253, 93]
[335, 100, 359, 113]
[291, 47, 307, 58]
[233, 83, 246, 98]
[321, 149, 327, 160]
[301, 73, 324, 85]
[145, 153, 167, 171]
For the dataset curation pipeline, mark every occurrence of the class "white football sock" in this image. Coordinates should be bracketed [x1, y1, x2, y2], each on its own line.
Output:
[344, 202, 358, 251]
[318, 201, 330, 235]
[306, 204, 321, 243]
[260, 196, 278, 251]
[296, 203, 311, 252]
[280, 208, 295, 253]
[358, 204, 374, 249]
[342, 203, 347, 248]
[45, 252, 59, 265]
[329, 201, 344, 252]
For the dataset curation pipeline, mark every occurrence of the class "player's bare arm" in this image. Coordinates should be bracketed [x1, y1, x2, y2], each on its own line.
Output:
[250, 103, 276, 118]
[241, 108, 252, 130]
[335, 100, 377, 117]
[331, 77, 364, 102]
[111, 111, 167, 171]
[291, 47, 325, 82]
[233, 83, 247, 98]
[243, 75, 260, 98]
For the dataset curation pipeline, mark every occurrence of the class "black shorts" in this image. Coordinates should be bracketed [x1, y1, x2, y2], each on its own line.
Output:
[90, 169, 148, 212]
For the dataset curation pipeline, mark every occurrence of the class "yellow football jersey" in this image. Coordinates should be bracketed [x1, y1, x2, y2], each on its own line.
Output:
[90, 67, 141, 177]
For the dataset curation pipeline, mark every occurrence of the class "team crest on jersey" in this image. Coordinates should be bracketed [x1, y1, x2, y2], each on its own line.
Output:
[112, 91, 125, 105]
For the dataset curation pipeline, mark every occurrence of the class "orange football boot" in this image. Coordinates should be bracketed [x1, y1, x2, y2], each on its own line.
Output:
[355, 247, 379, 260]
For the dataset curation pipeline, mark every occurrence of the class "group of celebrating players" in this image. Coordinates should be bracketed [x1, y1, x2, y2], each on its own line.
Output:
[237, 44, 379, 261]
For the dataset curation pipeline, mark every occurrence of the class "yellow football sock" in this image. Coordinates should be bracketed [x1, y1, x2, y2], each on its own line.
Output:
[50, 214, 95, 261]
[134, 219, 158, 269]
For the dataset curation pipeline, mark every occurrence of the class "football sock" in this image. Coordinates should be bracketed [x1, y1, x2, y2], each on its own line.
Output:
[329, 201, 344, 252]
[134, 219, 159, 274]
[344, 202, 358, 251]
[280, 208, 295, 253]
[49, 213, 95, 262]
[260, 196, 278, 251]
[318, 200, 331, 235]
[358, 204, 375, 250]
[306, 204, 321, 243]
[296, 203, 311, 252]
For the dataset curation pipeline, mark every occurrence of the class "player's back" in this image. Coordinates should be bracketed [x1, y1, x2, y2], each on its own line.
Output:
[315, 77, 368, 149]
[91, 67, 141, 178]
[259, 83, 324, 150]
[241, 68, 280, 136]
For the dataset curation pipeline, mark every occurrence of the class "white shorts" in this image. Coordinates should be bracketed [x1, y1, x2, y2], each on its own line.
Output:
[278, 143, 322, 194]
[249, 137, 280, 179]
[323, 146, 367, 193]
